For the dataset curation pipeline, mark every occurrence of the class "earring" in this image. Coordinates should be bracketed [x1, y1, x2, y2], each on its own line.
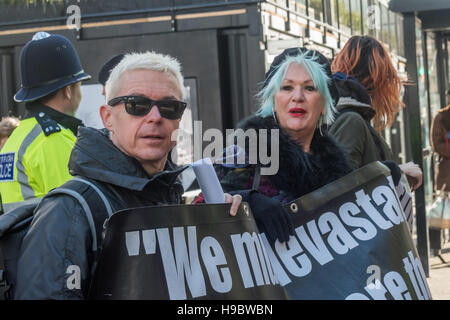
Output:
[318, 114, 325, 136]
[272, 108, 279, 127]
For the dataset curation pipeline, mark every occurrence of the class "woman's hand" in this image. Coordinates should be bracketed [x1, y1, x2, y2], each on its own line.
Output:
[399, 162, 423, 192]
[224, 190, 294, 242]
[224, 193, 243, 216]
[248, 192, 294, 243]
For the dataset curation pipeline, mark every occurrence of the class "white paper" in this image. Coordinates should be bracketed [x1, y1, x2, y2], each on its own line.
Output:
[191, 158, 226, 204]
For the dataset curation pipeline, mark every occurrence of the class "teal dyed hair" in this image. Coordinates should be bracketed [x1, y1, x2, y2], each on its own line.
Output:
[256, 49, 336, 127]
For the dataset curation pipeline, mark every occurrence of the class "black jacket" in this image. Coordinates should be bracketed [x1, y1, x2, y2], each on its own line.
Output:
[14, 127, 185, 299]
[328, 78, 395, 169]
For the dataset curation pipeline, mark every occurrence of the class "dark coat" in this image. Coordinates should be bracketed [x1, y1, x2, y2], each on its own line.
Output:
[431, 105, 450, 192]
[217, 115, 353, 204]
[15, 127, 185, 299]
[328, 79, 395, 169]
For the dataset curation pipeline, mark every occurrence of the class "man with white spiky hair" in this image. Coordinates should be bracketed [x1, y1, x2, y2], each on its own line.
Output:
[15, 51, 242, 300]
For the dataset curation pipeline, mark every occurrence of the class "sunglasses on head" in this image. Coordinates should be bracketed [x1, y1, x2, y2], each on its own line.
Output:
[108, 95, 186, 120]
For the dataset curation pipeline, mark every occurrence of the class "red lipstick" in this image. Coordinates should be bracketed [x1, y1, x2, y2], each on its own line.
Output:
[289, 107, 307, 117]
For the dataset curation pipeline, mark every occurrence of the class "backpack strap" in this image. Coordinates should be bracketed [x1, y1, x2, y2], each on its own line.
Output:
[46, 188, 100, 252]
[45, 178, 113, 286]
[70, 177, 113, 218]
[45, 177, 112, 253]
[0, 177, 112, 300]
[365, 120, 389, 160]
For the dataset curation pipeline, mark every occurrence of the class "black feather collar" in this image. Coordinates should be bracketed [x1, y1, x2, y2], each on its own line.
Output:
[237, 115, 352, 198]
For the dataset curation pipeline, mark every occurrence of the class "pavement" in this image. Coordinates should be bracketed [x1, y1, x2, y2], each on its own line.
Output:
[427, 241, 450, 300]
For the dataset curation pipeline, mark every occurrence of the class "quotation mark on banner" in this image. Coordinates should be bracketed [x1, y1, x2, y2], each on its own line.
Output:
[125, 230, 156, 256]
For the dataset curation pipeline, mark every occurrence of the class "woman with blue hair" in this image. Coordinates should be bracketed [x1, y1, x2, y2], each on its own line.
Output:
[215, 48, 353, 243]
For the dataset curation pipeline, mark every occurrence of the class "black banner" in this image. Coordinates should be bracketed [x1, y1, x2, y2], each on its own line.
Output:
[272, 161, 431, 300]
[89, 162, 431, 300]
[88, 202, 288, 300]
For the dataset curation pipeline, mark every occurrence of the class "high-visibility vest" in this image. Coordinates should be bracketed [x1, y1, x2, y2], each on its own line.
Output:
[0, 114, 76, 212]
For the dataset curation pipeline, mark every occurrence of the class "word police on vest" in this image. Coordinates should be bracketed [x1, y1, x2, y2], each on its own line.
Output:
[0, 153, 15, 182]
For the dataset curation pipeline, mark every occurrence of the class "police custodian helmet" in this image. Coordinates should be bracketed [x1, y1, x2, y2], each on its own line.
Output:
[14, 32, 91, 103]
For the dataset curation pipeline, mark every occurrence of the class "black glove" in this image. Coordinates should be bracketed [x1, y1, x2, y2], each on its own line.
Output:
[381, 160, 401, 186]
[229, 190, 253, 202]
[236, 190, 294, 243]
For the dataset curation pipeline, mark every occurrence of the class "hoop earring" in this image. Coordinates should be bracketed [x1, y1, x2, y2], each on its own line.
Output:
[272, 108, 279, 127]
[318, 114, 325, 136]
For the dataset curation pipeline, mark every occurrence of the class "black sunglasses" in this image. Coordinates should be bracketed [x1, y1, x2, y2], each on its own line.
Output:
[108, 95, 186, 120]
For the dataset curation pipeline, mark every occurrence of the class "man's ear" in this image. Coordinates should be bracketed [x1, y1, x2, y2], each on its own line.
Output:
[100, 105, 113, 130]
[63, 85, 72, 100]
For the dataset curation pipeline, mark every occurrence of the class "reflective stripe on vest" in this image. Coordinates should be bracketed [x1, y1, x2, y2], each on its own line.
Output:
[15, 124, 42, 200]
[0, 117, 75, 205]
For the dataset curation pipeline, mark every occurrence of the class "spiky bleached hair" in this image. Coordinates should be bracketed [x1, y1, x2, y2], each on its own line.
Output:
[105, 51, 186, 102]
[256, 49, 336, 126]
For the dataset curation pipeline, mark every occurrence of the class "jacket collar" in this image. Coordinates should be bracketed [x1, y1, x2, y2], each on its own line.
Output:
[146, 160, 188, 189]
[25, 102, 83, 136]
[69, 127, 187, 191]
[334, 77, 375, 121]
[336, 102, 376, 121]
[237, 115, 352, 198]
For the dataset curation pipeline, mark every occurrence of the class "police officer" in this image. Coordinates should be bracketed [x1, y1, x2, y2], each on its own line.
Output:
[0, 32, 91, 212]
[98, 53, 124, 96]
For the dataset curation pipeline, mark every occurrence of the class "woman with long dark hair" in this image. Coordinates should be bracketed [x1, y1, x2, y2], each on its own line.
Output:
[329, 35, 422, 191]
